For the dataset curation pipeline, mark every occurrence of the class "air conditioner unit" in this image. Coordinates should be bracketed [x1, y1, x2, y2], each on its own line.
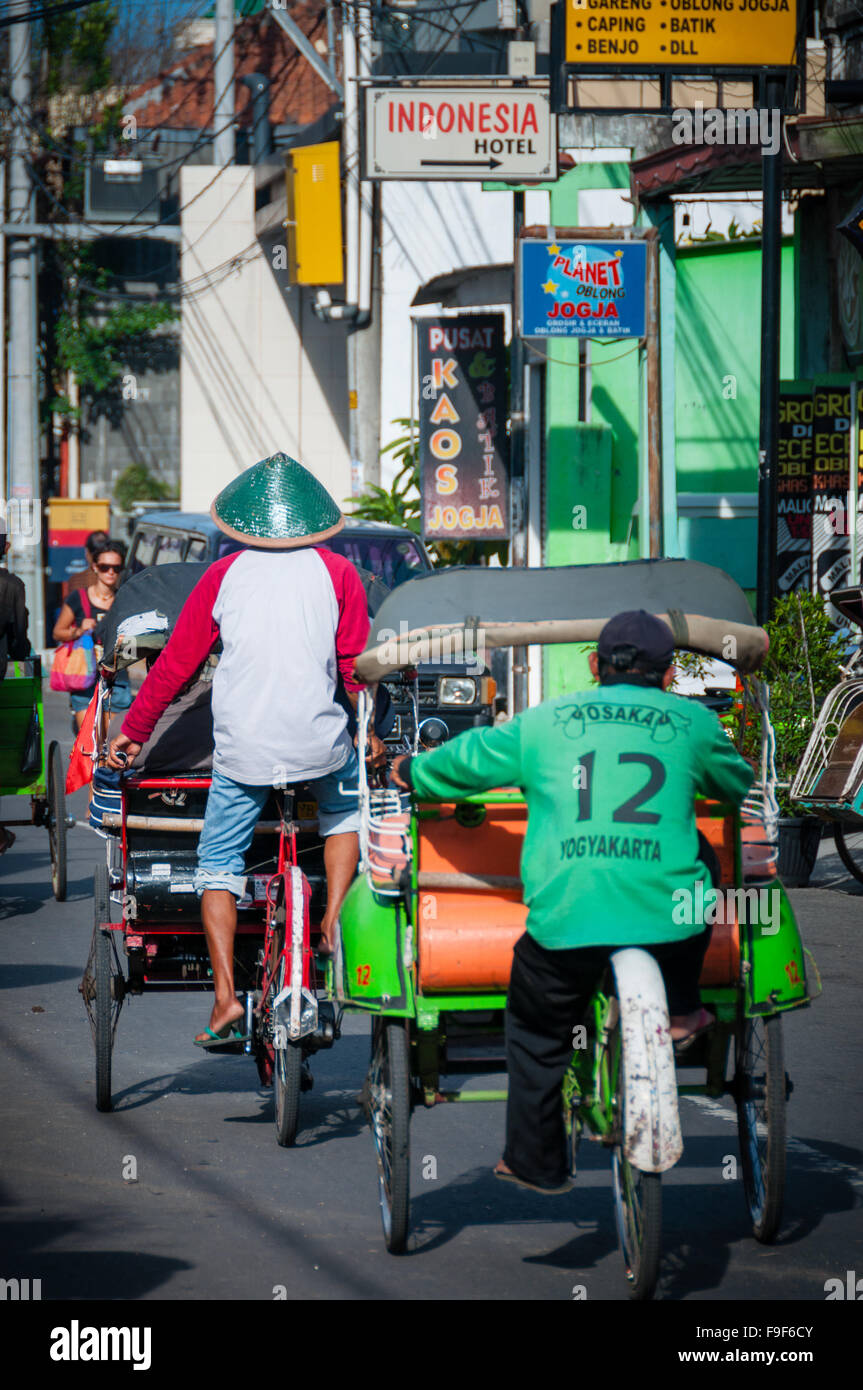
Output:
[84, 161, 161, 223]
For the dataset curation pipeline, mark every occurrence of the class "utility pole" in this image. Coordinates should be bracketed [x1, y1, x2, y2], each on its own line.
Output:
[7, 0, 44, 647]
[511, 190, 528, 713]
[756, 75, 784, 627]
[213, 0, 235, 166]
[354, 0, 381, 487]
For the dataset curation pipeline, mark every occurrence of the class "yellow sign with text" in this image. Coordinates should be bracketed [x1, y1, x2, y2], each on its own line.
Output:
[565, 0, 798, 68]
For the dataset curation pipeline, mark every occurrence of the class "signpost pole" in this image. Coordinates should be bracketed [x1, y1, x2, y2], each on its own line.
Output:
[645, 230, 662, 558]
[850, 377, 859, 589]
[511, 193, 528, 713]
[756, 75, 785, 627]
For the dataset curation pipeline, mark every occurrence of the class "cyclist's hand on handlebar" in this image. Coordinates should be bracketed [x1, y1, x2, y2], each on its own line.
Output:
[107, 734, 141, 770]
[390, 755, 410, 790]
[365, 733, 386, 769]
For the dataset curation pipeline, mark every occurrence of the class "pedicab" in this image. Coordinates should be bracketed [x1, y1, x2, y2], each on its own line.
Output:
[791, 584, 863, 882]
[0, 655, 70, 899]
[78, 562, 339, 1131]
[332, 559, 820, 1297]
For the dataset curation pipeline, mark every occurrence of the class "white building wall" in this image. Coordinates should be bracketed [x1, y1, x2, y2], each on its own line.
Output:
[180, 165, 350, 510]
[379, 181, 541, 483]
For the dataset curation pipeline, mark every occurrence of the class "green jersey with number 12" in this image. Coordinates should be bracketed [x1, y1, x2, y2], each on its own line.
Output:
[408, 684, 754, 949]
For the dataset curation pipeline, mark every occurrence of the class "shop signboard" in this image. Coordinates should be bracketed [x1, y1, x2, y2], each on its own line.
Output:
[810, 379, 863, 627]
[775, 384, 813, 596]
[417, 313, 510, 542]
[519, 237, 647, 339]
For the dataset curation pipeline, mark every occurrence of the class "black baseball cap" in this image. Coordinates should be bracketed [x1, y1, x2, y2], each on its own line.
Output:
[597, 610, 675, 671]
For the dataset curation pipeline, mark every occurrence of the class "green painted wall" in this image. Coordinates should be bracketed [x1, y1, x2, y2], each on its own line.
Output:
[541, 167, 797, 696]
[675, 239, 796, 493]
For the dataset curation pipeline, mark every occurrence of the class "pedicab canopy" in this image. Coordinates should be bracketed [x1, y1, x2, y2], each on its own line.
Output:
[97, 563, 210, 671]
[353, 558, 768, 683]
[98, 559, 391, 673]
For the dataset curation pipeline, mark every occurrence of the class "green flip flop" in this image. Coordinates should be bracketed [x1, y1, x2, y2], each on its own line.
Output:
[194, 1022, 248, 1049]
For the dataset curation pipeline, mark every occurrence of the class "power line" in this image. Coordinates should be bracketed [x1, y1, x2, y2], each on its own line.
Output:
[0, 0, 107, 27]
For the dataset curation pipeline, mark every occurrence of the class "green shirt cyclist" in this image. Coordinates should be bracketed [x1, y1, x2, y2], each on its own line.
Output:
[392, 610, 753, 1194]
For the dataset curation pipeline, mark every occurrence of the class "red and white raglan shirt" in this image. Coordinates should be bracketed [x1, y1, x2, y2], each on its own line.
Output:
[121, 548, 370, 785]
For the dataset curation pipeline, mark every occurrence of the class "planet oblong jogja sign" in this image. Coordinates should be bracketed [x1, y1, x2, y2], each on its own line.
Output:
[519, 237, 647, 338]
[417, 314, 510, 542]
[364, 86, 556, 180]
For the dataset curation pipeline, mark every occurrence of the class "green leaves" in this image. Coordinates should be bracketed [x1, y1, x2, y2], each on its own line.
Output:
[55, 298, 178, 395]
[733, 590, 845, 815]
[113, 465, 177, 513]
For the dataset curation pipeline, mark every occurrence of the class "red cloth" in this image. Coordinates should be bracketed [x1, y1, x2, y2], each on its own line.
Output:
[314, 546, 371, 693]
[66, 689, 99, 794]
[121, 554, 232, 745]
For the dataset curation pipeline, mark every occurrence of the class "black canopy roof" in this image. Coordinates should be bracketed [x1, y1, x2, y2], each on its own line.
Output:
[357, 559, 766, 679]
[99, 560, 391, 669]
[368, 559, 755, 641]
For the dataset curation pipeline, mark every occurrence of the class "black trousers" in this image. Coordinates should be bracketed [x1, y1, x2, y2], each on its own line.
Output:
[503, 926, 712, 1189]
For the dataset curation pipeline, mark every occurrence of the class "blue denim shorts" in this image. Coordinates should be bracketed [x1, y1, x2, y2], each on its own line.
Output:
[194, 749, 361, 899]
[70, 675, 132, 713]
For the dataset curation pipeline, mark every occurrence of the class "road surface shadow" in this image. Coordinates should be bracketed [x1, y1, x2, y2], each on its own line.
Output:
[0, 963, 83, 988]
[0, 1214, 192, 1299]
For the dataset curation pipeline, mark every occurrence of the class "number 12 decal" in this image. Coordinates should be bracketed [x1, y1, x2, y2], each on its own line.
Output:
[356, 964, 371, 986]
[575, 750, 666, 825]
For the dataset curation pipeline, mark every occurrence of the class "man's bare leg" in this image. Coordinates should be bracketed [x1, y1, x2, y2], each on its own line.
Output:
[319, 831, 359, 954]
[197, 888, 245, 1040]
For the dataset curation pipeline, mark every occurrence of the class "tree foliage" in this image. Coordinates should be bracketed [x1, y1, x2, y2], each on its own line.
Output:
[734, 590, 845, 815]
[113, 464, 178, 512]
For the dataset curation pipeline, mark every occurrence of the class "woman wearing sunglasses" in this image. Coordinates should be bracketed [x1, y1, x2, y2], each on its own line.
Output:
[53, 539, 133, 730]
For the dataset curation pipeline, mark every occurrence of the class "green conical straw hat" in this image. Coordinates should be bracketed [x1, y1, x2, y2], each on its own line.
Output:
[210, 452, 345, 549]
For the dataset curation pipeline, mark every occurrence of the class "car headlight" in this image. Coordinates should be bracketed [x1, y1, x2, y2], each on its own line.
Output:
[439, 677, 477, 705]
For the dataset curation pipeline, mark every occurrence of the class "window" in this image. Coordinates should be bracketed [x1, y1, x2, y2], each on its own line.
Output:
[327, 535, 430, 589]
[186, 537, 207, 562]
[130, 529, 158, 573]
[154, 534, 185, 565]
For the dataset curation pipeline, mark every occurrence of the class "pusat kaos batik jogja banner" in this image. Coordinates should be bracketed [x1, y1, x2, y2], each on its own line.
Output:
[417, 314, 510, 543]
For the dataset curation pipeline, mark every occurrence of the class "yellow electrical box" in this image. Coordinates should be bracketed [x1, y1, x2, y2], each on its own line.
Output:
[286, 141, 344, 286]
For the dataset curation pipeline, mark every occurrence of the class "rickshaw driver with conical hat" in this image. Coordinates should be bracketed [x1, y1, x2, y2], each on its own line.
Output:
[108, 453, 383, 1048]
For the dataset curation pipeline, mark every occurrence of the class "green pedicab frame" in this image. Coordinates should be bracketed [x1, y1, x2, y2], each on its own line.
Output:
[329, 560, 820, 1280]
[0, 656, 70, 900]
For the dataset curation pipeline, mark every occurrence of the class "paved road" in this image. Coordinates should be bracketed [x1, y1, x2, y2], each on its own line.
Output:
[1, 690, 862, 1301]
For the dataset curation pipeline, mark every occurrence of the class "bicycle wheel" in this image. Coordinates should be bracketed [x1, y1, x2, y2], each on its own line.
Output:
[82, 863, 124, 1112]
[608, 1010, 662, 1301]
[736, 1012, 786, 1242]
[834, 825, 863, 886]
[271, 926, 303, 1148]
[367, 1018, 410, 1254]
[47, 741, 67, 902]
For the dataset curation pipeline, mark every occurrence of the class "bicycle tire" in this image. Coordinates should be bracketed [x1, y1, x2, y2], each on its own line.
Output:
[834, 824, 863, 886]
[48, 741, 67, 902]
[608, 1006, 663, 1300]
[368, 1018, 411, 1254]
[93, 863, 114, 1112]
[272, 934, 303, 1148]
[736, 1012, 786, 1243]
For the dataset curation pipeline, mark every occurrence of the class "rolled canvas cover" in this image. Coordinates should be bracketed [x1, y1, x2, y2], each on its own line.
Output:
[356, 559, 767, 681]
